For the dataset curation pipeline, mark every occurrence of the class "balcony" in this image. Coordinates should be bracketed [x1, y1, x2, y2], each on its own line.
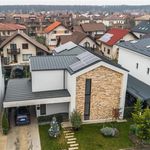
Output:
[7, 48, 20, 54]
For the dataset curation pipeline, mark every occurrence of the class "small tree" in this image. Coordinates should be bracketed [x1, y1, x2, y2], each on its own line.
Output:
[131, 99, 150, 142]
[2, 111, 9, 135]
[48, 116, 60, 138]
[70, 110, 82, 130]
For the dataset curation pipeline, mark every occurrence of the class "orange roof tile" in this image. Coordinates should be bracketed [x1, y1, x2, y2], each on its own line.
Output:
[44, 21, 61, 33]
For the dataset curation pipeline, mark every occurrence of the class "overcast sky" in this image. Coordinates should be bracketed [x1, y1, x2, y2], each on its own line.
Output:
[0, 0, 149, 6]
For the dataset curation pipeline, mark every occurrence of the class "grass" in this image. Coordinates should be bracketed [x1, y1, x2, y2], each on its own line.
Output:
[39, 122, 134, 150]
[74, 122, 134, 150]
[39, 124, 68, 150]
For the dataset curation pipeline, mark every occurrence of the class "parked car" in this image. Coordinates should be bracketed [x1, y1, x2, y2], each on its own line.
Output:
[15, 107, 30, 125]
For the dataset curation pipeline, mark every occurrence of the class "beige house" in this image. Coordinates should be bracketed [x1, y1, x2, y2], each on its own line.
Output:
[0, 31, 49, 66]
[44, 21, 72, 50]
[98, 28, 137, 60]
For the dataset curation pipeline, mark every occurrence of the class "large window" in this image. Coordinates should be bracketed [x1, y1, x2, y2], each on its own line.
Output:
[10, 43, 17, 50]
[107, 49, 110, 54]
[22, 54, 32, 61]
[84, 79, 92, 120]
[51, 39, 56, 41]
[22, 43, 29, 49]
[40, 104, 46, 115]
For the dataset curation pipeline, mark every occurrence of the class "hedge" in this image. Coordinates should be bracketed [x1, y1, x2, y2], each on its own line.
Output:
[2, 111, 9, 135]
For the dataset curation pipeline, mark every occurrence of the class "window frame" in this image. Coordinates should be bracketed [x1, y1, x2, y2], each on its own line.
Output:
[22, 43, 29, 49]
[22, 54, 32, 61]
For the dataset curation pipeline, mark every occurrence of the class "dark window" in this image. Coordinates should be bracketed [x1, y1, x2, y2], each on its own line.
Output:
[40, 104, 46, 115]
[22, 43, 28, 49]
[51, 39, 56, 41]
[147, 68, 150, 75]
[10, 43, 17, 50]
[107, 49, 110, 54]
[84, 79, 91, 120]
[136, 63, 139, 69]
[84, 42, 90, 48]
[53, 31, 57, 34]
[104, 47, 106, 52]
[65, 30, 69, 34]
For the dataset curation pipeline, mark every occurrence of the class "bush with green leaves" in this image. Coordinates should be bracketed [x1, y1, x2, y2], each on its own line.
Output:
[2, 111, 9, 135]
[100, 127, 119, 137]
[70, 110, 82, 130]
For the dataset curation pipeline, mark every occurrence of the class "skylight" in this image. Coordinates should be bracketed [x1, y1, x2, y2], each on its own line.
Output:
[146, 45, 150, 48]
[130, 40, 138, 44]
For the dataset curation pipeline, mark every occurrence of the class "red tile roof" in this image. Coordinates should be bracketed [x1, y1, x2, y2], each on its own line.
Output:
[100, 28, 129, 46]
[0, 23, 26, 31]
[44, 21, 61, 33]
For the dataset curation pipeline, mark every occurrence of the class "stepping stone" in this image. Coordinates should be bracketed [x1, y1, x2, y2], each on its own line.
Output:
[63, 131, 71, 133]
[65, 135, 74, 139]
[66, 133, 74, 136]
[68, 138, 76, 141]
[70, 144, 79, 147]
[68, 147, 78, 150]
[67, 141, 76, 144]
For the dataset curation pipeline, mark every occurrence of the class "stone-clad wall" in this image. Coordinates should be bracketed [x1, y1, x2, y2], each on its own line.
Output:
[76, 66, 123, 120]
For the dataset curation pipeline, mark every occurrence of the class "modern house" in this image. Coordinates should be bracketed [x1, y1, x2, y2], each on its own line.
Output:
[3, 43, 128, 122]
[58, 31, 97, 50]
[44, 21, 72, 50]
[0, 31, 49, 66]
[117, 38, 150, 106]
[131, 21, 150, 38]
[98, 28, 137, 60]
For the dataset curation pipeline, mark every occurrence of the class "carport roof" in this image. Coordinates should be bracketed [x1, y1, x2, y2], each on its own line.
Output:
[127, 75, 150, 101]
[4, 78, 70, 102]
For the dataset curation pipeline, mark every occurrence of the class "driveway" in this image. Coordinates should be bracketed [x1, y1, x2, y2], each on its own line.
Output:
[6, 108, 41, 150]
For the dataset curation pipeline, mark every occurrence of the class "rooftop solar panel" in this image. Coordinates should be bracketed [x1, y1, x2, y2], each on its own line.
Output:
[99, 33, 113, 43]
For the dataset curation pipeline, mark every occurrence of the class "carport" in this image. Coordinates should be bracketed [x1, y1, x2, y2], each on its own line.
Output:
[3, 78, 71, 118]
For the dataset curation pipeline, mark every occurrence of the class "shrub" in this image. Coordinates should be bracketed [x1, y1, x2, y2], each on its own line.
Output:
[70, 110, 82, 130]
[2, 111, 9, 135]
[100, 127, 119, 137]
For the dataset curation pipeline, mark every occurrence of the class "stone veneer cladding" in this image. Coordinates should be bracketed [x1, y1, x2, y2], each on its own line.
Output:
[76, 66, 123, 120]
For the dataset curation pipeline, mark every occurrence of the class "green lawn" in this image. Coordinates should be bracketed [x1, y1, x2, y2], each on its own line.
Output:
[39, 124, 68, 150]
[74, 122, 134, 150]
[39, 122, 134, 150]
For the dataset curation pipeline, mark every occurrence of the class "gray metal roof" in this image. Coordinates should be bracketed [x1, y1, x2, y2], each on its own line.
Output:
[117, 38, 150, 57]
[30, 55, 78, 71]
[127, 75, 150, 101]
[4, 78, 70, 102]
[55, 45, 86, 56]
[132, 21, 150, 34]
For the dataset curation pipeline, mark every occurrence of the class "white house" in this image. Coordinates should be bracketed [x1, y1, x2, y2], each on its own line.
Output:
[0, 31, 49, 66]
[44, 21, 72, 50]
[98, 28, 137, 60]
[59, 31, 97, 50]
[117, 38, 150, 106]
[3, 44, 128, 122]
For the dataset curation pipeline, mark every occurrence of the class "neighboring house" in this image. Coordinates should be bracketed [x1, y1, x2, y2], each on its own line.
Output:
[3, 45, 128, 122]
[131, 21, 150, 38]
[74, 15, 90, 25]
[59, 31, 97, 50]
[0, 23, 26, 41]
[134, 15, 150, 25]
[98, 28, 137, 60]
[117, 38, 150, 106]
[73, 23, 106, 39]
[44, 21, 72, 50]
[0, 56, 5, 110]
[0, 31, 49, 66]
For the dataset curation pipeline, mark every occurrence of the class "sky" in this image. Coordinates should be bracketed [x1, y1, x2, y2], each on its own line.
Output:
[0, 0, 150, 6]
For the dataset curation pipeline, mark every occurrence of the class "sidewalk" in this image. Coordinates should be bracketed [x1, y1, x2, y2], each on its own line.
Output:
[0, 132, 7, 150]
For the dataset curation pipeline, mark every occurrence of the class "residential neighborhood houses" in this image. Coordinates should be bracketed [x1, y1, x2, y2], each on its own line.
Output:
[0, 4, 150, 150]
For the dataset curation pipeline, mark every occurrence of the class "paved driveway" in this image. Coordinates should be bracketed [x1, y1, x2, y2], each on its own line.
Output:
[6, 108, 41, 150]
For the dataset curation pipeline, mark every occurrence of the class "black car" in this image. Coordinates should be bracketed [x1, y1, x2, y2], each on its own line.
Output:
[15, 107, 30, 125]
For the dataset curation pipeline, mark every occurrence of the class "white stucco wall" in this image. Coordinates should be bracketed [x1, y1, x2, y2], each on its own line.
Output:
[36, 102, 69, 117]
[32, 70, 64, 92]
[118, 47, 150, 85]
[79, 37, 96, 49]
[3, 35, 37, 64]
